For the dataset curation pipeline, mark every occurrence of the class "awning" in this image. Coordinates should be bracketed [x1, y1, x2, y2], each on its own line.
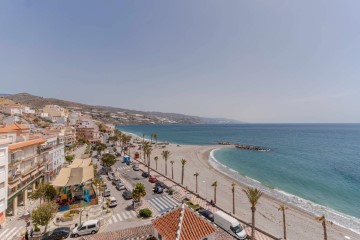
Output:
[52, 165, 94, 187]
[68, 158, 92, 168]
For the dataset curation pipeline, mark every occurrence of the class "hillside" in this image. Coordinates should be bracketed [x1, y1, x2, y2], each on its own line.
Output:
[5, 93, 241, 125]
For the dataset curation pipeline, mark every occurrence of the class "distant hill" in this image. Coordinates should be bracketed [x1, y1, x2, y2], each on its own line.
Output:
[5, 93, 243, 125]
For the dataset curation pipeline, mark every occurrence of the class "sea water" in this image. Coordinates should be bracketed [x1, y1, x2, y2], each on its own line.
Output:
[118, 124, 360, 233]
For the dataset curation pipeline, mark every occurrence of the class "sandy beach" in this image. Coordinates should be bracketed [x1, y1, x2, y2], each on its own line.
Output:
[134, 141, 360, 240]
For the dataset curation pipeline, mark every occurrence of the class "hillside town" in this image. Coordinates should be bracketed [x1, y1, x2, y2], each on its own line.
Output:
[0, 101, 258, 240]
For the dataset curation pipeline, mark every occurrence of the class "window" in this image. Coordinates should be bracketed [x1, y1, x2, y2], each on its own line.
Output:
[158, 233, 162, 240]
[0, 150, 4, 157]
[0, 182, 4, 189]
[88, 224, 96, 229]
[11, 153, 15, 161]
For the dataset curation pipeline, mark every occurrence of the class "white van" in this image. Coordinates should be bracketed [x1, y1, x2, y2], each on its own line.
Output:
[72, 219, 100, 237]
[213, 211, 247, 239]
[107, 196, 118, 207]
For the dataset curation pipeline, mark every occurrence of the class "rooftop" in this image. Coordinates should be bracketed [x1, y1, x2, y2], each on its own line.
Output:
[9, 138, 46, 151]
[152, 204, 217, 240]
[0, 123, 29, 133]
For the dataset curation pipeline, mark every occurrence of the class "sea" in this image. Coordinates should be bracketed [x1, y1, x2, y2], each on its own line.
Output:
[118, 124, 360, 233]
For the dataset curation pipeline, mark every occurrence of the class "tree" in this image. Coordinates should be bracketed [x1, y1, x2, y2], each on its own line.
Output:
[243, 187, 263, 240]
[143, 141, 151, 163]
[278, 204, 288, 240]
[153, 133, 158, 144]
[180, 159, 186, 185]
[132, 183, 146, 202]
[316, 215, 330, 240]
[65, 155, 75, 164]
[108, 135, 119, 143]
[145, 147, 153, 176]
[211, 181, 218, 203]
[162, 150, 170, 176]
[31, 202, 55, 233]
[231, 183, 236, 214]
[194, 172, 199, 193]
[31, 183, 57, 203]
[154, 156, 159, 170]
[170, 160, 174, 179]
[94, 141, 106, 153]
[101, 153, 116, 167]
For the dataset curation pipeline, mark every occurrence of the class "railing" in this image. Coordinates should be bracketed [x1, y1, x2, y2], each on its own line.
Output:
[8, 174, 21, 183]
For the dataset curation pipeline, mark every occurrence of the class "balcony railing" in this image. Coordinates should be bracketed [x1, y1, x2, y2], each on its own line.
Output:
[8, 173, 21, 183]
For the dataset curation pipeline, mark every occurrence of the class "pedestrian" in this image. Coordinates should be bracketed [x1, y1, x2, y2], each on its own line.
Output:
[25, 230, 29, 240]
[30, 228, 34, 239]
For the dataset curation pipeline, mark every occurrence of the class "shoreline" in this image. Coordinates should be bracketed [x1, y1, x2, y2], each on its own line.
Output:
[121, 129, 360, 240]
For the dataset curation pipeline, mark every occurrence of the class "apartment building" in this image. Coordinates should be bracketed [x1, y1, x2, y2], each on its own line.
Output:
[1, 106, 23, 116]
[0, 124, 46, 218]
[43, 105, 68, 117]
[0, 140, 8, 227]
[42, 135, 65, 182]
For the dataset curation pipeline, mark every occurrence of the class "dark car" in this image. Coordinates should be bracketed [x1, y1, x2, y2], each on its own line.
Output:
[155, 181, 167, 189]
[141, 172, 149, 178]
[153, 186, 163, 194]
[122, 190, 133, 200]
[112, 178, 121, 185]
[40, 227, 70, 240]
[198, 209, 214, 222]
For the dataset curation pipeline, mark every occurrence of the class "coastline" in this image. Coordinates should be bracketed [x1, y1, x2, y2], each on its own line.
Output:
[122, 130, 360, 240]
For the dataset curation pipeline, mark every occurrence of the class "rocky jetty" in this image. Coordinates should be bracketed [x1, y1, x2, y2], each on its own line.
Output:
[235, 144, 269, 151]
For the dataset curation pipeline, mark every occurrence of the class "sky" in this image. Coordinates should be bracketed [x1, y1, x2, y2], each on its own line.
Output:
[1, 0, 360, 123]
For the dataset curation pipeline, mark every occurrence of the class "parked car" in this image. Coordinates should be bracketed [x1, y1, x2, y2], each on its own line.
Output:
[112, 178, 121, 185]
[116, 182, 126, 191]
[198, 209, 214, 222]
[141, 172, 149, 178]
[153, 186, 163, 194]
[41, 227, 70, 240]
[103, 189, 111, 197]
[133, 164, 140, 171]
[107, 196, 118, 208]
[213, 211, 247, 239]
[71, 219, 100, 237]
[186, 200, 202, 211]
[155, 181, 167, 189]
[122, 190, 133, 200]
[149, 175, 158, 183]
[108, 172, 115, 181]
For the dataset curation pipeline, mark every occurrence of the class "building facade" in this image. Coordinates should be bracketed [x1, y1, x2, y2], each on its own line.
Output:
[0, 140, 8, 227]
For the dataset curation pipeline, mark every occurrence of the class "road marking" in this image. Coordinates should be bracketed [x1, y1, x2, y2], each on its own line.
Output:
[0, 228, 10, 238]
[117, 213, 123, 221]
[3, 227, 19, 239]
[108, 218, 113, 224]
[152, 197, 168, 210]
[121, 212, 128, 220]
[148, 198, 162, 211]
[112, 215, 118, 223]
[165, 196, 180, 205]
[157, 196, 176, 209]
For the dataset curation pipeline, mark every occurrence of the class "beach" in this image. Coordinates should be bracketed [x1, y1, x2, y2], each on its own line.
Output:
[136, 142, 360, 240]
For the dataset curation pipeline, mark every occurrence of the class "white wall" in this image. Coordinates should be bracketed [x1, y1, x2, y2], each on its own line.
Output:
[0, 142, 8, 214]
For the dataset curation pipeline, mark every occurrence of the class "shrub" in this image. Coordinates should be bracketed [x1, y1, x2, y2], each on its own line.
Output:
[34, 224, 40, 232]
[139, 208, 152, 218]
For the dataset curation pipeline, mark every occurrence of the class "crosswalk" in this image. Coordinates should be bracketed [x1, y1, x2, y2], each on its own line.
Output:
[108, 211, 137, 224]
[0, 226, 23, 240]
[148, 195, 180, 213]
[117, 166, 131, 171]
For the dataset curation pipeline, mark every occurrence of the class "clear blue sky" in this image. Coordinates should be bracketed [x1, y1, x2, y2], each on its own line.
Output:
[1, 0, 360, 123]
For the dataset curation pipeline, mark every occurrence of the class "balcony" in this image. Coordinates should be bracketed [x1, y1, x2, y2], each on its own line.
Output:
[8, 173, 21, 184]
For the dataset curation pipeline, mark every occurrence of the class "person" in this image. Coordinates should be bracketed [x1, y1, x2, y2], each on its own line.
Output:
[25, 230, 29, 240]
[30, 228, 33, 238]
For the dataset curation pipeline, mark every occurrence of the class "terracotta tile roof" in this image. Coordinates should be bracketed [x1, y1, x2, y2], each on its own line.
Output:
[9, 138, 46, 151]
[0, 123, 29, 133]
[152, 204, 217, 240]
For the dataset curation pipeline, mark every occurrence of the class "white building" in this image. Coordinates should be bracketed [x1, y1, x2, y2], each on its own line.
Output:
[42, 136, 65, 182]
[0, 140, 8, 227]
[23, 107, 35, 114]
[1, 106, 23, 116]
[2, 116, 20, 125]
[43, 105, 68, 117]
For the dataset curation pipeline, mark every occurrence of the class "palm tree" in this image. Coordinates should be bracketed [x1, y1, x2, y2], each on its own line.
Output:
[154, 156, 159, 170]
[243, 187, 263, 240]
[145, 147, 153, 176]
[150, 133, 154, 144]
[316, 215, 329, 240]
[180, 159, 186, 185]
[153, 133, 158, 144]
[278, 204, 288, 240]
[194, 172, 199, 193]
[142, 133, 145, 142]
[143, 141, 151, 163]
[170, 160, 174, 179]
[211, 181, 218, 203]
[132, 183, 146, 203]
[231, 183, 236, 214]
[161, 150, 170, 176]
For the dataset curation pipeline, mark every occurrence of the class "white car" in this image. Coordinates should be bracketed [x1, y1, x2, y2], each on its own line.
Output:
[107, 196, 118, 207]
[71, 219, 100, 237]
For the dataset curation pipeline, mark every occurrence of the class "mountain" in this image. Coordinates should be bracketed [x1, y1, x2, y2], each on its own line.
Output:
[5, 93, 242, 125]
